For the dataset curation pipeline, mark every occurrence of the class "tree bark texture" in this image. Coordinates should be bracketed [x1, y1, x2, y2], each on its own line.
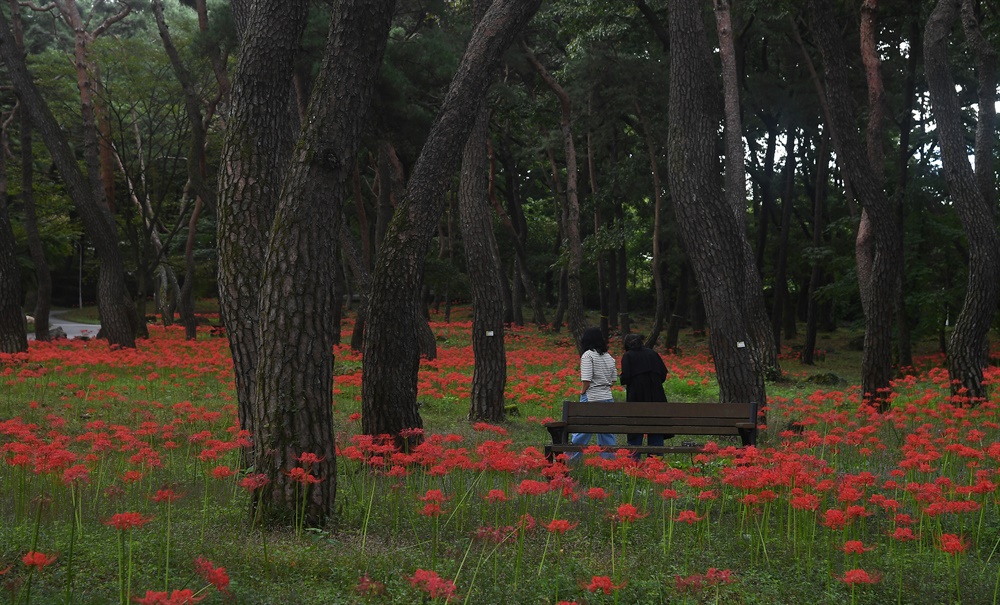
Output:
[216, 0, 308, 439]
[459, 20, 507, 422]
[250, 0, 396, 526]
[666, 0, 765, 407]
[924, 0, 1000, 403]
[362, 0, 540, 442]
[807, 0, 902, 407]
[0, 7, 137, 349]
[960, 0, 997, 210]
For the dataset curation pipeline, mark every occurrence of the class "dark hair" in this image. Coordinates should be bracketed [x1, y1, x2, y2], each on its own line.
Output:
[580, 327, 607, 354]
[623, 333, 644, 351]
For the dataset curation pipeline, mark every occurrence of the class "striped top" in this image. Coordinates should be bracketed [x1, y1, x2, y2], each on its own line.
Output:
[580, 350, 617, 402]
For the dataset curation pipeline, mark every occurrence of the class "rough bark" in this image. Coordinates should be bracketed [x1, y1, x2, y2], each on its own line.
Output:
[459, 0, 507, 422]
[250, 0, 395, 526]
[216, 0, 308, 438]
[666, 0, 765, 407]
[807, 0, 902, 408]
[0, 7, 137, 349]
[524, 44, 586, 348]
[362, 0, 540, 443]
[925, 0, 1000, 403]
[960, 0, 996, 210]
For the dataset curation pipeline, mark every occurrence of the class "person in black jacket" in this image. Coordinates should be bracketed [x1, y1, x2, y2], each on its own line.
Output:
[619, 333, 671, 455]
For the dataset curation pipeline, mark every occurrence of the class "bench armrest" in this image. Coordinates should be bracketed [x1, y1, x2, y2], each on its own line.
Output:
[544, 421, 569, 445]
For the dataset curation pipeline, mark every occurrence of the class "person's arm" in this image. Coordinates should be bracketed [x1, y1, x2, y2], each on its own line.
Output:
[580, 352, 593, 396]
[619, 352, 631, 386]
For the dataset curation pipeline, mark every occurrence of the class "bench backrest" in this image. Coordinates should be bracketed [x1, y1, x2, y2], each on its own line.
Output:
[559, 401, 757, 437]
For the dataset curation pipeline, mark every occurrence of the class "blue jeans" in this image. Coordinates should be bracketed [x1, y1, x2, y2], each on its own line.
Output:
[569, 396, 615, 460]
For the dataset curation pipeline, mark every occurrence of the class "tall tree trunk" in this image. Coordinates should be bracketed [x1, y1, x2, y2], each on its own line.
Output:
[924, 0, 1000, 403]
[11, 6, 50, 342]
[771, 131, 796, 350]
[807, 0, 902, 408]
[251, 0, 395, 526]
[666, 0, 765, 407]
[525, 45, 586, 348]
[635, 101, 666, 349]
[802, 130, 829, 365]
[180, 196, 202, 340]
[0, 119, 27, 354]
[362, 0, 540, 444]
[665, 261, 691, 352]
[714, 0, 779, 379]
[495, 130, 547, 327]
[459, 2, 507, 422]
[0, 7, 136, 349]
[216, 0, 308, 440]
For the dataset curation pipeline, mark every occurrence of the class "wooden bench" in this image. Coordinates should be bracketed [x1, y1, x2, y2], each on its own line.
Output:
[544, 401, 759, 460]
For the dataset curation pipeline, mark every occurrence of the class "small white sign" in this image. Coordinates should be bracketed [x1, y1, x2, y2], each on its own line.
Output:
[486, 331, 495, 337]
[736, 341, 746, 348]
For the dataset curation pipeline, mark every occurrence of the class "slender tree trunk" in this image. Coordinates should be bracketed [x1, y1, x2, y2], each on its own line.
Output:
[525, 45, 586, 347]
[216, 0, 308, 439]
[458, 6, 507, 421]
[635, 101, 666, 348]
[665, 261, 691, 352]
[362, 0, 540, 444]
[802, 130, 829, 365]
[667, 0, 765, 407]
[925, 0, 1000, 403]
[0, 7, 136, 349]
[715, 0, 779, 379]
[771, 131, 796, 350]
[807, 0, 902, 408]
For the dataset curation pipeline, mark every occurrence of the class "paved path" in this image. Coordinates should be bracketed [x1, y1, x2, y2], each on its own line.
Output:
[28, 309, 101, 340]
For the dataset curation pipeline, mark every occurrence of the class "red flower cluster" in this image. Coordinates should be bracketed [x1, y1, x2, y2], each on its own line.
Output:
[675, 568, 735, 593]
[22, 551, 58, 569]
[104, 512, 153, 530]
[194, 556, 230, 594]
[407, 569, 458, 601]
[584, 575, 626, 595]
[133, 589, 205, 604]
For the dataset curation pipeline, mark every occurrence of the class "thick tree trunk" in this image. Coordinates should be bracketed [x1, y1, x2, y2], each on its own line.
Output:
[525, 45, 586, 348]
[666, 0, 764, 407]
[216, 0, 308, 439]
[459, 17, 507, 422]
[807, 0, 902, 408]
[0, 7, 137, 349]
[362, 0, 540, 443]
[925, 0, 1000, 403]
[251, 0, 395, 526]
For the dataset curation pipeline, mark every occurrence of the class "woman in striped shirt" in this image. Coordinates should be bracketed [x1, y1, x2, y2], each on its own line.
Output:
[570, 327, 617, 458]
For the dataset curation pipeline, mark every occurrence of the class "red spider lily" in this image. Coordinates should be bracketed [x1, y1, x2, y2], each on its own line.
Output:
[297, 452, 325, 466]
[841, 569, 881, 585]
[21, 551, 58, 568]
[239, 473, 270, 492]
[419, 489, 449, 503]
[544, 519, 579, 534]
[133, 589, 206, 604]
[610, 503, 647, 523]
[61, 463, 90, 485]
[890, 527, 919, 542]
[122, 470, 144, 484]
[938, 533, 968, 555]
[517, 479, 550, 496]
[821, 509, 847, 530]
[193, 556, 230, 594]
[407, 569, 458, 601]
[151, 488, 183, 503]
[842, 540, 876, 554]
[585, 487, 608, 500]
[210, 465, 235, 480]
[661, 488, 678, 500]
[285, 467, 321, 484]
[419, 503, 445, 517]
[675, 568, 734, 593]
[104, 512, 154, 530]
[674, 510, 704, 524]
[483, 489, 507, 503]
[584, 575, 626, 595]
[356, 575, 386, 597]
[347, 413, 361, 422]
